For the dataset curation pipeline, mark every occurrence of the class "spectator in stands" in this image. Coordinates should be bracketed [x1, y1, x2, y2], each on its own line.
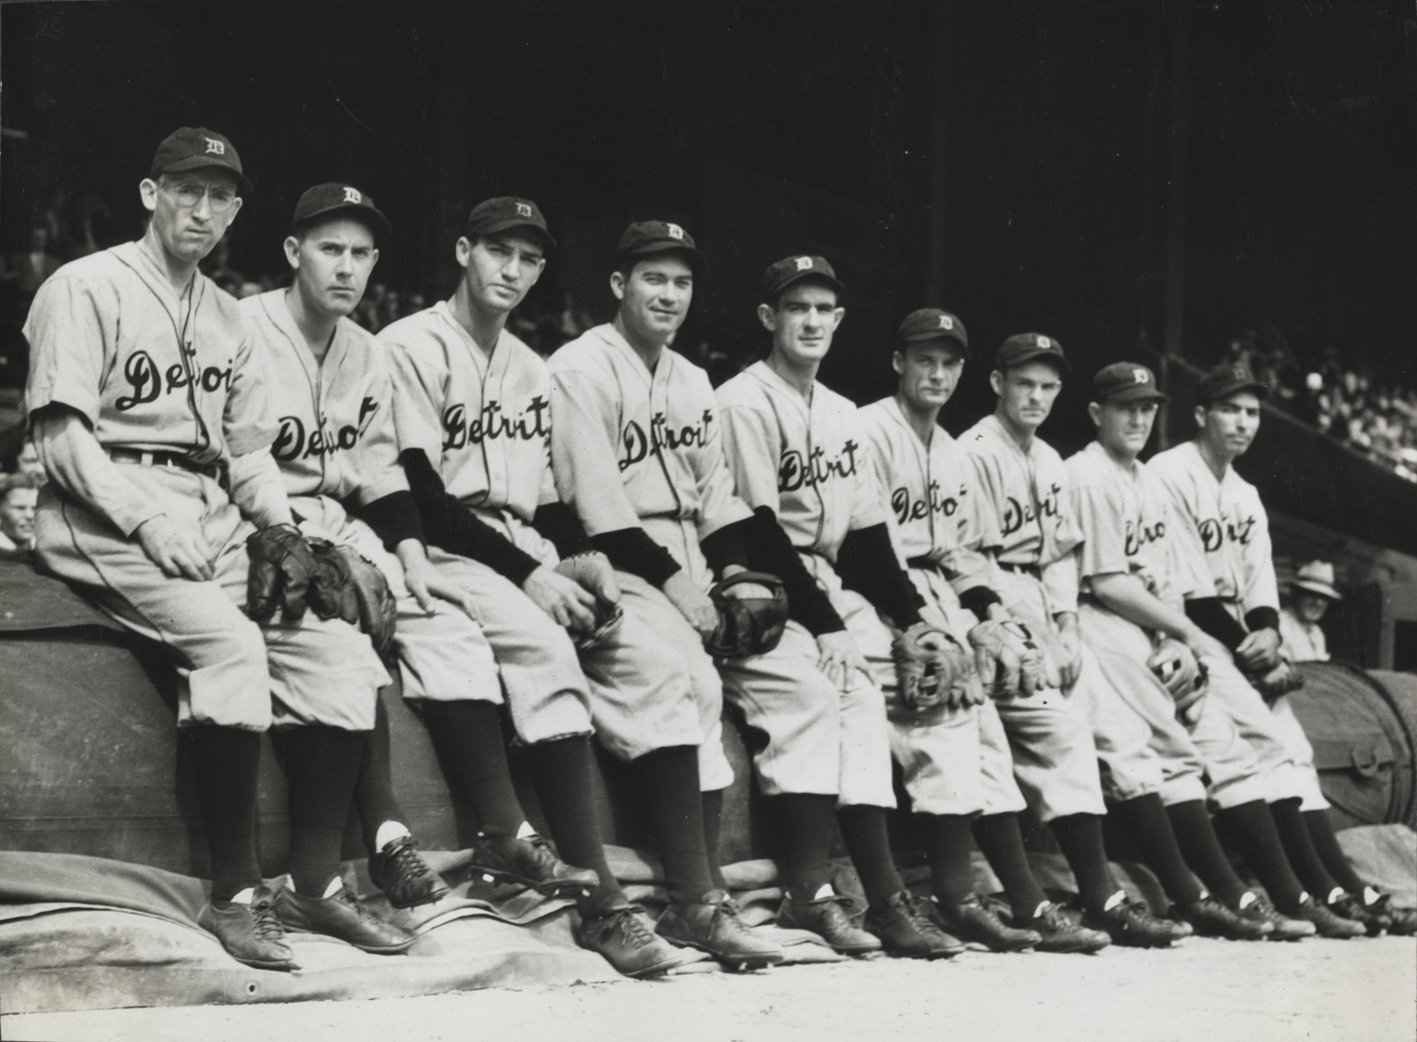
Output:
[1279, 561, 1340, 663]
[0, 471, 41, 557]
[11, 228, 63, 293]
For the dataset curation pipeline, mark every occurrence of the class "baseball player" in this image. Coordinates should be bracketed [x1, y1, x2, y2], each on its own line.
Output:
[1151, 363, 1399, 935]
[1065, 360, 1368, 939]
[22, 128, 412, 971]
[382, 201, 761, 973]
[713, 257, 1009, 959]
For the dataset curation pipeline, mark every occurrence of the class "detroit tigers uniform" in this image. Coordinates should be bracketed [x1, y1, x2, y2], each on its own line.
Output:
[857, 397, 1027, 816]
[381, 305, 710, 767]
[711, 361, 896, 808]
[1149, 442, 1324, 810]
[1065, 441, 1270, 809]
[24, 242, 387, 732]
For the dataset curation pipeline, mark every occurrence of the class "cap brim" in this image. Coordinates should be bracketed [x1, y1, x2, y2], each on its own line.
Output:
[899, 332, 969, 356]
[157, 157, 253, 194]
[474, 219, 557, 251]
[626, 242, 706, 271]
[1291, 580, 1341, 601]
[295, 204, 392, 244]
[1099, 388, 1169, 404]
[1000, 347, 1070, 373]
[1201, 380, 1269, 404]
[765, 270, 844, 301]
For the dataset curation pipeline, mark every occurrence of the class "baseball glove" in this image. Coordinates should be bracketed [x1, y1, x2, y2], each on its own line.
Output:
[705, 570, 788, 659]
[307, 539, 398, 658]
[554, 551, 625, 649]
[893, 621, 982, 711]
[1247, 660, 1305, 704]
[246, 523, 320, 622]
[1147, 638, 1209, 725]
[967, 618, 1046, 697]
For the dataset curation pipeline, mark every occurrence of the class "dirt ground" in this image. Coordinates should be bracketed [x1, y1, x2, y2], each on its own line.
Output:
[4, 934, 1413, 1042]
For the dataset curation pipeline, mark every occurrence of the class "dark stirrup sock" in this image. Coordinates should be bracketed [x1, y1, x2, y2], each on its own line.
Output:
[1048, 813, 1121, 917]
[766, 793, 838, 901]
[188, 725, 263, 901]
[631, 745, 716, 900]
[1213, 800, 1307, 912]
[1166, 800, 1250, 907]
[525, 735, 626, 913]
[923, 814, 976, 906]
[836, 804, 906, 908]
[972, 813, 1049, 919]
[1269, 797, 1341, 900]
[420, 700, 526, 839]
[701, 788, 730, 891]
[1111, 794, 1205, 905]
[353, 697, 409, 855]
[279, 725, 366, 897]
[1303, 809, 1369, 896]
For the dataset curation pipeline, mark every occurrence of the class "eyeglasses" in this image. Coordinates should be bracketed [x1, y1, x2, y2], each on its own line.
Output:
[161, 180, 239, 214]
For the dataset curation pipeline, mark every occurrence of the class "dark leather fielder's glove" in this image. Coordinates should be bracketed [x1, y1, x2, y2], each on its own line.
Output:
[246, 523, 320, 622]
[705, 571, 788, 659]
[307, 539, 398, 658]
[893, 621, 983, 711]
[968, 618, 1046, 697]
[1147, 637, 1209, 725]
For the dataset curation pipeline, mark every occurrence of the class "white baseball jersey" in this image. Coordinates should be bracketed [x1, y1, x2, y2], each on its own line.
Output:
[548, 323, 751, 558]
[381, 301, 557, 543]
[25, 242, 272, 465]
[961, 414, 1081, 612]
[1149, 441, 1279, 618]
[240, 290, 406, 508]
[715, 361, 880, 563]
[856, 396, 998, 592]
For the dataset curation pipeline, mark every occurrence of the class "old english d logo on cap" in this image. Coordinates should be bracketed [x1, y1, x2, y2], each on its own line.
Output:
[1133, 368, 1150, 384]
[516, 202, 533, 217]
[204, 137, 225, 155]
[343, 187, 362, 204]
[939, 315, 954, 329]
[667, 223, 685, 240]
[795, 256, 813, 271]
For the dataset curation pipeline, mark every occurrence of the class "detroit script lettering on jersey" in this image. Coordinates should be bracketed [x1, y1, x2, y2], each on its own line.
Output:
[443, 395, 550, 451]
[274, 396, 380, 462]
[620, 409, 715, 470]
[1000, 481, 1062, 538]
[892, 478, 961, 526]
[779, 438, 860, 492]
[115, 349, 234, 411]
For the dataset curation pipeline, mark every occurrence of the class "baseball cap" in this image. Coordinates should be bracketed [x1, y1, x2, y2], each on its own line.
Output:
[150, 127, 252, 193]
[291, 183, 391, 243]
[1290, 560, 1342, 601]
[1092, 361, 1169, 404]
[464, 196, 556, 251]
[1196, 361, 1269, 405]
[761, 255, 844, 301]
[617, 220, 705, 271]
[996, 332, 1069, 373]
[896, 308, 968, 356]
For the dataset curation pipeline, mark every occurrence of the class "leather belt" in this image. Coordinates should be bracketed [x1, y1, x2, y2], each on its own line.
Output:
[998, 561, 1042, 579]
[906, 555, 942, 571]
[108, 447, 221, 480]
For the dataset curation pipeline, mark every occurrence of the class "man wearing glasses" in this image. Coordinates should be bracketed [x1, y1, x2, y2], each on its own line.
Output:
[22, 128, 408, 970]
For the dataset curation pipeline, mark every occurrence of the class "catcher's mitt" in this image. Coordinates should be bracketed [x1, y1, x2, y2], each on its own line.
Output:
[968, 618, 1045, 697]
[893, 622, 982, 711]
[554, 551, 624, 649]
[1247, 661, 1305, 704]
[1147, 638, 1209, 725]
[705, 570, 788, 659]
[246, 524, 319, 622]
[307, 539, 398, 658]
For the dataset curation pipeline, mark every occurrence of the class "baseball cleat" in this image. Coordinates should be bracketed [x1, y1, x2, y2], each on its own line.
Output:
[1362, 890, 1417, 936]
[863, 890, 965, 959]
[198, 885, 297, 971]
[578, 902, 684, 978]
[1176, 897, 1271, 940]
[1083, 898, 1190, 948]
[1327, 893, 1387, 937]
[275, 880, 417, 954]
[1016, 901, 1111, 954]
[655, 889, 784, 970]
[1295, 894, 1366, 939]
[466, 834, 601, 897]
[934, 894, 1042, 953]
[369, 834, 450, 909]
[777, 894, 882, 955]
[1234, 893, 1315, 940]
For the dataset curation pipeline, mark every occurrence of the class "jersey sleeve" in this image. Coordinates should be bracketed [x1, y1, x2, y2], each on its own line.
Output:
[1152, 474, 1217, 602]
[1041, 556, 1080, 613]
[716, 397, 783, 513]
[1069, 480, 1132, 580]
[347, 354, 408, 506]
[385, 339, 449, 468]
[548, 366, 643, 535]
[846, 427, 886, 531]
[22, 273, 113, 425]
[691, 386, 753, 538]
[1241, 495, 1280, 614]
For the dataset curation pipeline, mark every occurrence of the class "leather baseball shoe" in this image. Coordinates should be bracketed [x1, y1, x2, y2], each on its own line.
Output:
[198, 885, 297, 971]
[656, 890, 784, 970]
[863, 890, 965, 959]
[578, 902, 683, 978]
[935, 894, 1042, 952]
[1328, 893, 1387, 937]
[467, 834, 600, 897]
[1177, 897, 1271, 940]
[1083, 898, 1190, 947]
[275, 880, 417, 954]
[1363, 890, 1417, 936]
[778, 894, 882, 955]
[1236, 893, 1315, 940]
[1296, 894, 1366, 939]
[370, 835, 450, 909]
[1015, 900, 1111, 954]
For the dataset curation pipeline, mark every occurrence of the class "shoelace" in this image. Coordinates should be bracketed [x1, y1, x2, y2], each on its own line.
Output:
[331, 885, 374, 922]
[249, 898, 287, 942]
[608, 906, 660, 948]
[386, 840, 436, 885]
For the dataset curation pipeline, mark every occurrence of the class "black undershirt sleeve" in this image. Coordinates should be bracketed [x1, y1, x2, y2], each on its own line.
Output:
[1185, 597, 1250, 651]
[589, 528, 682, 587]
[742, 507, 844, 635]
[836, 523, 924, 629]
[1245, 607, 1280, 635]
[957, 584, 1002, 621]
[351, 489, 426, 552]
[399, 448, 541, 585]
[531, 500, 595, 559]
[699, 516, 752, 577]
